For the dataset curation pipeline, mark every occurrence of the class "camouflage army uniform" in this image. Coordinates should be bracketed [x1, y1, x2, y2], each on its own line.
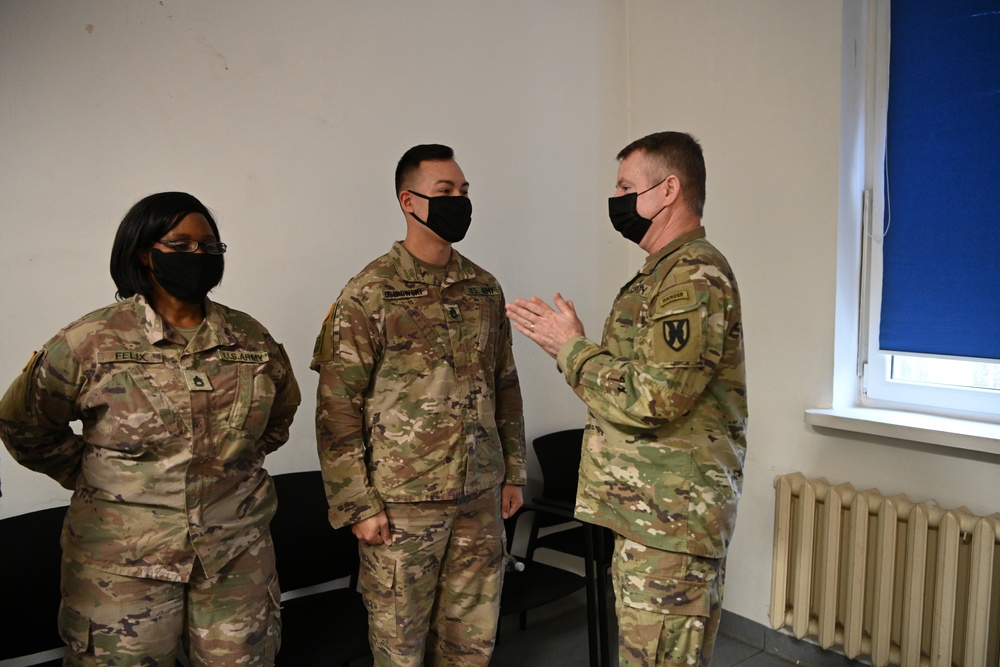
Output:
[312, 241, 526, 667]
[0, 295, 300, 666]
[556, 227, 747, 667]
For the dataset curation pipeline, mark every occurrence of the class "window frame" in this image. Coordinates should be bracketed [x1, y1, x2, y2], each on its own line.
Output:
[808, 0, 1000, 453]
[857, 0, 1000, 424]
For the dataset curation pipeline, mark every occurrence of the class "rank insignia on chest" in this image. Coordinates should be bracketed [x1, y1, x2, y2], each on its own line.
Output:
[663, 318, 690, 351]
[445, 305, 462, 321]
[184, 370, 213, 392]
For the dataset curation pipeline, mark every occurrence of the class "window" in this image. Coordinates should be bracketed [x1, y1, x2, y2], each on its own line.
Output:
[858, 0, 1000, 422]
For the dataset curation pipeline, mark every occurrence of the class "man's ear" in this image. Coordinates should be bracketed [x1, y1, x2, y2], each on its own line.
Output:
[662, 174, 682, 207]
[399, 190, 414, 214]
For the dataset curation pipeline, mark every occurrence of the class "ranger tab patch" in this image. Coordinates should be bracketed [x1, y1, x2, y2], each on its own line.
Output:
[657, 285, 694, 311]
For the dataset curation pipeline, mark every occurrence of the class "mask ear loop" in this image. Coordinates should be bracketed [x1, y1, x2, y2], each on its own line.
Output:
[638, 178, 668, 221]
[406, 190, 431, 225]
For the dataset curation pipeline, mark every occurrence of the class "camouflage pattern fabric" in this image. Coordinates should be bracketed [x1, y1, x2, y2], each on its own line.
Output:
[359, 486, 504, 667]
[311, 241, 526, 530]
[0, 294, 301, 582]
[60, 530, 281, 666]
[612, 536, 724, 667]
[557, 227, 747, 559]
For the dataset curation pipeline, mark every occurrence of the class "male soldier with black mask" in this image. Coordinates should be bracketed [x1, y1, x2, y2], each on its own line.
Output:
[312, 144, 526, 667]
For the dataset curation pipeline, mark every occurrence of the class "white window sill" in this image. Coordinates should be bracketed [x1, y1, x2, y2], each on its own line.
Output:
[804, 407, 1000, 456]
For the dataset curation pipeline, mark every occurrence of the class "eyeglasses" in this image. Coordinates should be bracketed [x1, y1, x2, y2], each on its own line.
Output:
[157, 239, 228, 255]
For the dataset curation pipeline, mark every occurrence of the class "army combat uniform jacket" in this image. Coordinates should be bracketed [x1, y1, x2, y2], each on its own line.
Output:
[557, 227, 747, 558]
[0, 295, 300, 582]
[312, 241, 527, 529]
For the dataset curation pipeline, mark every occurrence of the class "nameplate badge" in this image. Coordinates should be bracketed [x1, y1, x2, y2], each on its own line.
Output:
[383, 288, 429, 300]
[97, 351, 164, 364]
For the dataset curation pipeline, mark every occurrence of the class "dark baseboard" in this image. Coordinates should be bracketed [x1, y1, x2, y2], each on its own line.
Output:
[719, 611, 871, 667]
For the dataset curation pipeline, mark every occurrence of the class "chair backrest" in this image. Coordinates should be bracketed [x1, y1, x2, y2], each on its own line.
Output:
[0, 504, 69, 660]
[270, 470, 360, 593]
[532, 428, 585, 504]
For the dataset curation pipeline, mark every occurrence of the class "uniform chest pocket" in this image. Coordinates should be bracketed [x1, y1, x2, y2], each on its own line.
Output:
[228, 363, 276, 438]
[472, 300, 499, 361]
[83, 364, 186, 447]
[381, 307, 447, 378]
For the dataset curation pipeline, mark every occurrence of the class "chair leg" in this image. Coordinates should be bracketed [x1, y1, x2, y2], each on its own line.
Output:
[595, 526, 611, 667]
[583, 525, 600, 667]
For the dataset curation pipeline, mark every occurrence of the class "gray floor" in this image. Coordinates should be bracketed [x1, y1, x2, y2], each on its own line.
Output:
[492, 588, 798, 667]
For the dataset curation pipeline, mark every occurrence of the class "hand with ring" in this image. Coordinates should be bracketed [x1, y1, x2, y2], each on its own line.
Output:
[505, 293, 585, 358]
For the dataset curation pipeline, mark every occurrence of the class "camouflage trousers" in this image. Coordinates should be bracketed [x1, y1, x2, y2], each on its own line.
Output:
[59, 530, 281, 667]
[358, 485, 505, 667]
[611, 536, 725, 667]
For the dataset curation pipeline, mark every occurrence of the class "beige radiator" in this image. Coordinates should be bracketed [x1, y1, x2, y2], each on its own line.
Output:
[769, 472, 1000, 667]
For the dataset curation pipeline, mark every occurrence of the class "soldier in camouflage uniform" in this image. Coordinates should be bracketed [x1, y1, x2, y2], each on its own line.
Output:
[0, 192, 300, 666]
[311, 144, 526, 667]
[507, 132, 747, 667]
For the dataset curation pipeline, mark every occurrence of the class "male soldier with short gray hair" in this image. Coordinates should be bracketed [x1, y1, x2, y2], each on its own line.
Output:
[311, 144, 526, 667]
[507, 131, 748, 667]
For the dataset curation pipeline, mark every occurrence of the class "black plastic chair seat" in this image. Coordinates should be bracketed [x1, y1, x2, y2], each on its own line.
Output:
[500, 561, 587, 616]
[0, 504, 68, 661]
[270, 471, 372, 666]
[276, 587, 370, 666]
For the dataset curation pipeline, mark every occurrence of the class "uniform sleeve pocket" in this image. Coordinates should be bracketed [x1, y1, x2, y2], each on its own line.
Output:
[645, 299, 706, 367]
[0, 350, 43, 423]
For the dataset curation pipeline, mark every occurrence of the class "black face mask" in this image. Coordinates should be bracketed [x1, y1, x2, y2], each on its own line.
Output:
[150, 249, 224, 304]
[407, 191, 473, 243]
[607, 179, 666, 245]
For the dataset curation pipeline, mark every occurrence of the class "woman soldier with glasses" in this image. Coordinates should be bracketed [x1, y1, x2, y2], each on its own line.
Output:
[0, 192, 300, 666]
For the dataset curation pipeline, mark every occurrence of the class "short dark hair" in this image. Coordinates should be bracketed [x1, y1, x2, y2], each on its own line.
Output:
[617, 132, 707, 217]
[394, 144, 455, 194]
[110, 192, 222, 299]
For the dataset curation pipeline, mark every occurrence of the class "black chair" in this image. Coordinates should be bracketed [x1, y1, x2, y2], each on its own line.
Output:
[270, 471, 371, 667]
[499, 504, 589, 626]
[0, 503, 69, 666]
[525, 429, 614, 667]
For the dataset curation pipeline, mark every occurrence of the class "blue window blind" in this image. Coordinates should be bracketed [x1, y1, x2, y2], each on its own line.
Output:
[879, 0, 1000, 360]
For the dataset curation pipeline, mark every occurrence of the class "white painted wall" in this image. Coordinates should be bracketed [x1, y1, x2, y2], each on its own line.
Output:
[2, 0, 998, 632]
[0, 0, 629, 508]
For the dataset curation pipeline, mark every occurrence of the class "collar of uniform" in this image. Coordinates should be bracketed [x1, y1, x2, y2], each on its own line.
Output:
[638, 226, 707, 275]
[131, 294, 237, 350]
[389, 240, 476, 286]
